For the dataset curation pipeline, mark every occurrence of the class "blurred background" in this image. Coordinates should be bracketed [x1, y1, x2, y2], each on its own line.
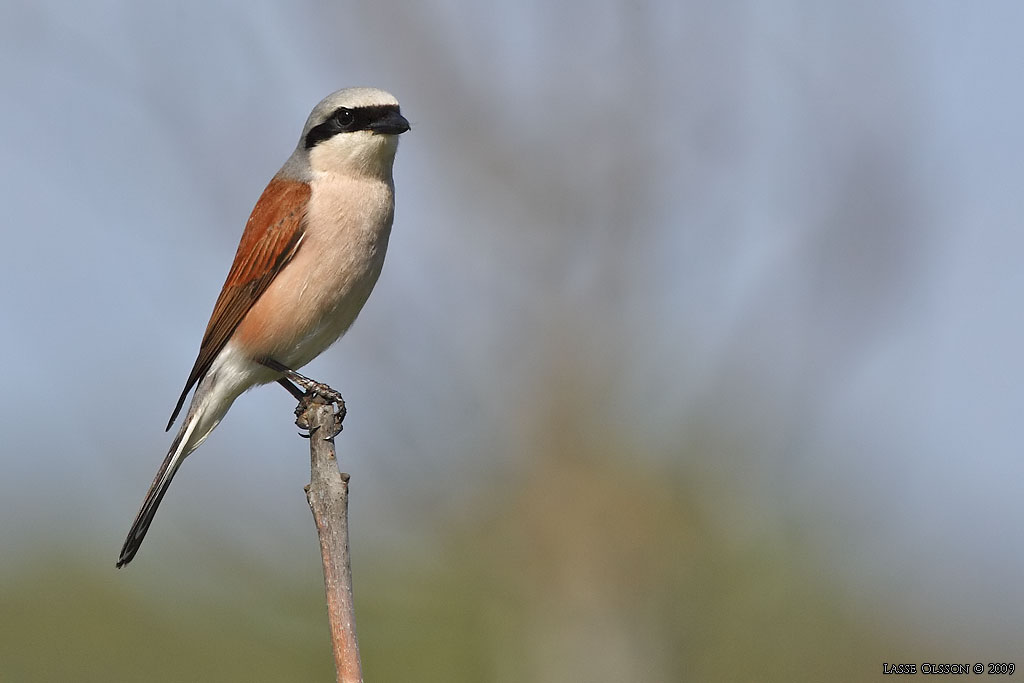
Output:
[1, 1, 1022, 680]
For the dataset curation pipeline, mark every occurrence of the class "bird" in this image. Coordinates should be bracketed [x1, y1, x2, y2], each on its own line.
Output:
[116, 87, 410, 568]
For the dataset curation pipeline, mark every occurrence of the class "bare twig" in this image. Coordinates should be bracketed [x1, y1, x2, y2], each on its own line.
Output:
[295, 394, 362, 683]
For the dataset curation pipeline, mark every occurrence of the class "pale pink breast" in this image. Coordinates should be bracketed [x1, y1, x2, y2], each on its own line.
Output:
[232, 174, 394, 369]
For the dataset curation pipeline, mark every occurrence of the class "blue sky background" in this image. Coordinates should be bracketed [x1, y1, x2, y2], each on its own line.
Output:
[2, 0, 1023, 660]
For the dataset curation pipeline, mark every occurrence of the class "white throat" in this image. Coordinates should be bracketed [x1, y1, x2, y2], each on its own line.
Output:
[307, 132, 399, 181]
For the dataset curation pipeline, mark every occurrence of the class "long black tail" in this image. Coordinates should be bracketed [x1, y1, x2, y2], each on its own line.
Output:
[116, 415, 196, 568]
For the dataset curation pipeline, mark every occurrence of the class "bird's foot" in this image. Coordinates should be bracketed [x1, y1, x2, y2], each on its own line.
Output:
[258, 357, 346, 433]
[287, 369, 346, 407]
[289, 374, 346, 436]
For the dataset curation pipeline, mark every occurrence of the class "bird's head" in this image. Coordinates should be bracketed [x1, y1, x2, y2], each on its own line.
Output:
[294, 87, 409, 179]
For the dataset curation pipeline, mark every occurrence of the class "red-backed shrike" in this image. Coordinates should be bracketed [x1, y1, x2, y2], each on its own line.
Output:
[117, 87, 410, 567]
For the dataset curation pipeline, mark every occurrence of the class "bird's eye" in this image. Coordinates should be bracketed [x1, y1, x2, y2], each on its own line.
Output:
[334, 108, 356, 129]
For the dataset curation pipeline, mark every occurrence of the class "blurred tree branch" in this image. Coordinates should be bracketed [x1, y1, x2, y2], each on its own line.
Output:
[295, 394, 362, 683]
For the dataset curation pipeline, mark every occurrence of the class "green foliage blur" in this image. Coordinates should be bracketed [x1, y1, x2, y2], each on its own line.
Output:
[0, 406, 930, 682]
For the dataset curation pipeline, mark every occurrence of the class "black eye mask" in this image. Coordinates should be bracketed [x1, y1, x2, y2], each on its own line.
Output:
[304, 104, 406, 149]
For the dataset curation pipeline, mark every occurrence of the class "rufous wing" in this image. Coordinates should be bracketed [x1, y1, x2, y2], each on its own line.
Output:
[166, 178, 311, 430]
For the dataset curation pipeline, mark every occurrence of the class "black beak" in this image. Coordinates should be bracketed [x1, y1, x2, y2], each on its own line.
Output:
[368, 110, 410, 135]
